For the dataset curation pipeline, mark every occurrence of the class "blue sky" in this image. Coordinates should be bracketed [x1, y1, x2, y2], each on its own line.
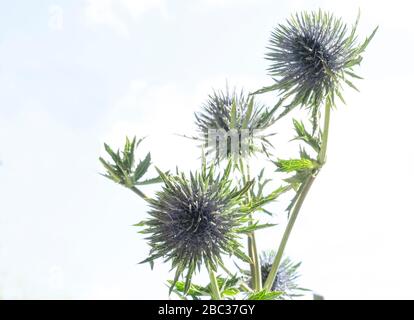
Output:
[1, 0, 414, 299]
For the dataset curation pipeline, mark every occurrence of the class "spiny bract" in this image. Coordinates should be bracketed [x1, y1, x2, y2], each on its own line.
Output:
[260, 252, 304, 299]
[139, 162, 253, 293]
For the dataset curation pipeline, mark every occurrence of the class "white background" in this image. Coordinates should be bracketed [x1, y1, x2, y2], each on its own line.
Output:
[0, 0, 413, 299]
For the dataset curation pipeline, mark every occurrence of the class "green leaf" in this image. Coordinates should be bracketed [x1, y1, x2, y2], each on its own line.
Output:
[335, 88, 346, 105]
[230, 180, 254, 200]
[344, 70, 363, 79]
[222, 288, 239, 296]
[247, 290, 283, 300]
[168, 281, 209, 298]
[252, 82, 281, 95]
[292, 119, 321, 152]
[184, 260, 196, 294]
[169, 265, 185, 295]
[132, 221, 146, 227]
[242, 97, 254, 129]
[100, 136, 155, 189]
[276, 101, 300, 121]
[233, 247, 253, 264]
[236, 223, 276, 234]
[104, 143, 120, 166]
[344, 56, 363, 68]
[344, 79, 360, 92]
[276, 158, 318, 173]
[135, 175, 163, 185]
[134, 153, 151, 182]
[123, 136, 135, 170]
[357, 26, 378, 55]
[230, 99, 237, 129]
[242, 183, 290, 213]
[347, 9, 360, 46]
[99, 158, 122, 183]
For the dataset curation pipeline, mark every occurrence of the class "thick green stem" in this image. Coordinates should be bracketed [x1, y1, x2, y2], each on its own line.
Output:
[247, 235, 256, 288]
[130, 186, 150, 202]
[264, 99, 332, 291]
[207, 264, 221, 300]
[263, 174, 316, 290]
[318, 97, 331, 165]
[249, 232, 262, 291]
[241, 161, 262, 291]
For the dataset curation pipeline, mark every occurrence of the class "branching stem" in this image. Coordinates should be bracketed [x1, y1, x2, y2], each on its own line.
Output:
[264, 98, 332, 291]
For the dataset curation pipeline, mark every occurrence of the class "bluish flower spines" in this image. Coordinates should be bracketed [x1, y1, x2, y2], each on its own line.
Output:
[141, 164, 251, 292]
[265, 10, 375, 115]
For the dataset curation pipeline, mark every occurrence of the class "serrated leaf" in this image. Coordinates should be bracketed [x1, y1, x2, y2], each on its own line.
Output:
[168, 281, 209, 298]
[135, 175, 163, 185]
[100, 136, 155, 190]
[99, 158, 122, 183]
[247, 290, 282, 300]
[292, 119, 321, 152]
[230, 180, 254, 199]
[276, 158, 318, 173]
[222, 288, 239, 296]
[134, 153, 151, 182]
[233, 248, 253, 264]
[236, 223, 276, 234]
[104, 143, 120, 166]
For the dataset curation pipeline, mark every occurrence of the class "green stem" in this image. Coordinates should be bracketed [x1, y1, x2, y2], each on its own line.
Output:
[250, 233, 262, 291]
[241, 161, 262, 291]
[130, 186, 150, 202]
[318, 96, 331, 165]
[264, 99, 332, 291]
[247, 235, 256, 289]
[207, 264, 221, 300]
[263, 174, 316, 291]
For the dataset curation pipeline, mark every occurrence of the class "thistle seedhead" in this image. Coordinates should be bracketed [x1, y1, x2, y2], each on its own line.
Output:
[139, 161, 253, 293]
[261, 10, 377, 127]
[260, 252, 304, 299]
[195, 87, 278, 161]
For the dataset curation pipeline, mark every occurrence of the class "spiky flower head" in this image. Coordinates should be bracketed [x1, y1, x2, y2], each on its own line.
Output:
[262, 10, 377, 122]
[195, 87, 277, 161]
[260, 252, 304, 299]
[139, 162, 253, 293]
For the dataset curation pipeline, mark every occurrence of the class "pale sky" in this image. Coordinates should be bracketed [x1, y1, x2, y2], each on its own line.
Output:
[1, 0, 413, 299]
